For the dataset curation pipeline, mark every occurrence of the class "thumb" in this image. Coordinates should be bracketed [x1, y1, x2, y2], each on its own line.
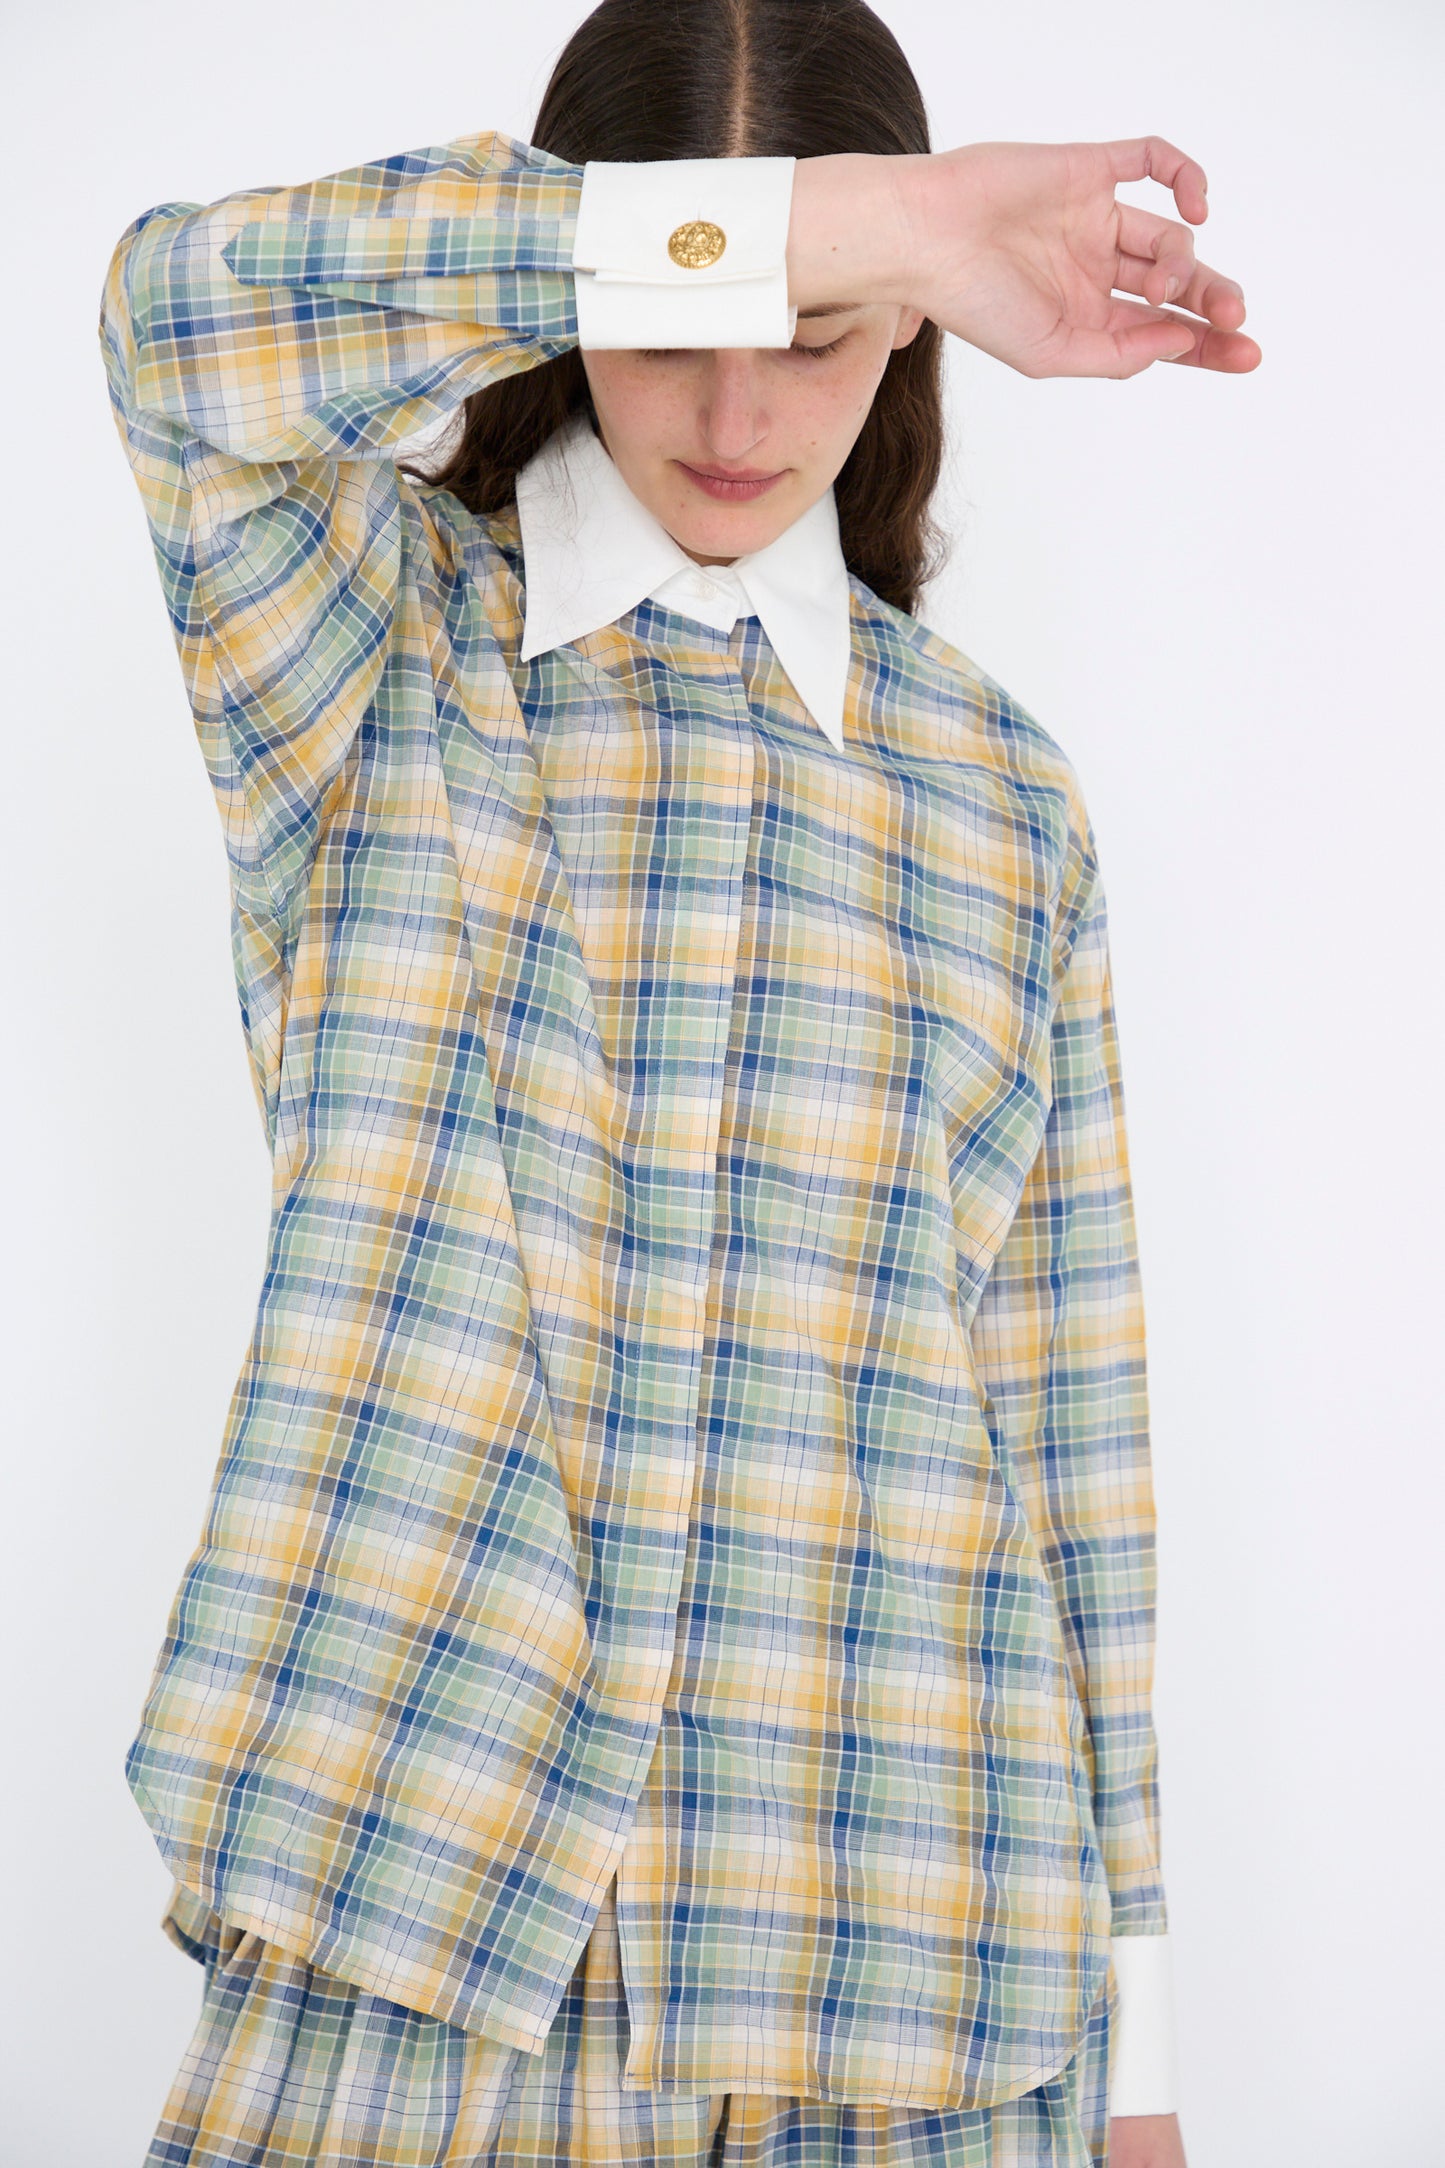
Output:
[1110, 308, 1195, 375]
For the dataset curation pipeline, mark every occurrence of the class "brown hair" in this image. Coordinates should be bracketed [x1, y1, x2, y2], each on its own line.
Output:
[402, 0, 946, 615]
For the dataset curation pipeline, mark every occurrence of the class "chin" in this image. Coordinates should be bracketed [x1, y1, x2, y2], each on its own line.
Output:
[666, 497, 800, 561]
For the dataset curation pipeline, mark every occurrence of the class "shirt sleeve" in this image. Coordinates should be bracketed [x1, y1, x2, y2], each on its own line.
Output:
[1108, 1931, 1181, 2115]
[965, 830, 1176, 2091]
[571, 156, 796, 348]
[98, 130, 586, 930]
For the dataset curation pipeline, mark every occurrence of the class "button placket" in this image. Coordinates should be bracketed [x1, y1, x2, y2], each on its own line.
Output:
[610, 640, 761, 2068]
[582, 637, 759, 1716]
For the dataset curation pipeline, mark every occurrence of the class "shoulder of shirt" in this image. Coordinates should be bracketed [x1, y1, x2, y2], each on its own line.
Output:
[848, 577, 1095, 862]
[850, 581, 1101, 967]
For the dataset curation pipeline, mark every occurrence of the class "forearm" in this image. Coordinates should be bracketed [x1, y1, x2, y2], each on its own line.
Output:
[784, 150, 935, 312]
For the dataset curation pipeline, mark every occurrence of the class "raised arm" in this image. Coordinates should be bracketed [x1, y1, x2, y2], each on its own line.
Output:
[98, 133, 809, 923]
[99, 133, 607, 921]
[100, 134, 592, 469]
[98, 123, 1255, 947]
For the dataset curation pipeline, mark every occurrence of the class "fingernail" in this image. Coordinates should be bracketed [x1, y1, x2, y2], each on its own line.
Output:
[1165, 275, 1180, 302]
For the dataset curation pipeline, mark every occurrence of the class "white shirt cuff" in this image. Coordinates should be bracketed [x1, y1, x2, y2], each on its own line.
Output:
[1108, 1932, 1181, 2116]
[571, 156, 797, 349]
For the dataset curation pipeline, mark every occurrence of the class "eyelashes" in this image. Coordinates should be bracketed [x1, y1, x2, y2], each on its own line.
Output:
[636, 337, 850, 362]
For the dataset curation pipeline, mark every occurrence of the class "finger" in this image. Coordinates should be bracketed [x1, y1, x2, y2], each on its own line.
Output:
[1105, 135, 1209, 225]
[1108, 302, 1198, 375]
[1113, 204, 1200, 306]
[1156, 322, 1264, 371]
[1105, 297, 1262, 375]
[1019, 303, 1194, 381]
[1112, 249, 1248, 329]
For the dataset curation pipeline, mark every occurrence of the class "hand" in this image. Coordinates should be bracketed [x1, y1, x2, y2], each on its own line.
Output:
[905, 136, 1257, 376]
[1109, 2111, 1189, 2167]
[789, 137, 1260, 379]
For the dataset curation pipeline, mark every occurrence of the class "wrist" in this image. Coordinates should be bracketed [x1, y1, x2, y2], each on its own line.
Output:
[786, 151, 932, 313]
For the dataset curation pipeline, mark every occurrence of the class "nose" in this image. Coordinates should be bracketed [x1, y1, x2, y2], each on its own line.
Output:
[698, 350, 769, 464]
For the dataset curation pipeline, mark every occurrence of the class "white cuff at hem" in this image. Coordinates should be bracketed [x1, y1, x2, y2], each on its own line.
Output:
[572, 155, 796, 349]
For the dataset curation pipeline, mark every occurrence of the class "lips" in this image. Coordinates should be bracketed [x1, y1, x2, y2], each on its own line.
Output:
[676, 461, 786, 502]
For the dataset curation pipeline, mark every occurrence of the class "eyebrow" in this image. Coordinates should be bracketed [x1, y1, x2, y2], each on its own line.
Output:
[794, 304, 865, 321]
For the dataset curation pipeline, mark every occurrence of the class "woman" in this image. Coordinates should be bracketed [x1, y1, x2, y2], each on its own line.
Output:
[101, 1, 1257, 2162]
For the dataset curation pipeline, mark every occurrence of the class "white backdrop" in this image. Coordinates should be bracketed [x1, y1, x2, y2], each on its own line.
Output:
[2, 2, 1441, 2162]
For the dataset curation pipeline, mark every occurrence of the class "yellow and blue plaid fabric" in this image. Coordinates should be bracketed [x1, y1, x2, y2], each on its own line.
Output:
[145, 1873, 1111, 2166]
[101, 129, 1165, 2119]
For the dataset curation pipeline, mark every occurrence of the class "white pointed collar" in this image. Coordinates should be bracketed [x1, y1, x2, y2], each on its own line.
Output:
[515, 412, 851, 751]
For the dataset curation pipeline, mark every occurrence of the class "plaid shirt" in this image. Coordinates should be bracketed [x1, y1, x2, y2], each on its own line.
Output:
[100, 128, 1167, 2113]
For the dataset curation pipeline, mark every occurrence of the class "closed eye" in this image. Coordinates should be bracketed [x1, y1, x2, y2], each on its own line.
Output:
[636, 335, 852, 362]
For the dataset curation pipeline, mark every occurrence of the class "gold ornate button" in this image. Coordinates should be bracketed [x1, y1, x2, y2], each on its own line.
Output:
[667, 219, 727, 270]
